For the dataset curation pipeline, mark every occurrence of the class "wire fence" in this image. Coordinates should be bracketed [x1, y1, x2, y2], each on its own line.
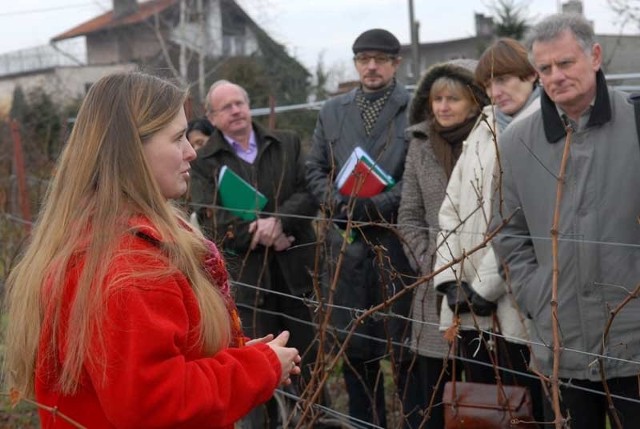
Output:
[189, 194, 640, 428]
[2, 81, 640, 427]
[245, 72, 640, 120]
[2, 197, 639, 428]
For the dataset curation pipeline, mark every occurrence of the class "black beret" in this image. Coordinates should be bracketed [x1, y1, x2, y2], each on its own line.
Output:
[352, 29, 400, 55]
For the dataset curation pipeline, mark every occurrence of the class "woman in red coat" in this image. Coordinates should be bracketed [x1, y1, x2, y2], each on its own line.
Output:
[3, 72, 300, 428]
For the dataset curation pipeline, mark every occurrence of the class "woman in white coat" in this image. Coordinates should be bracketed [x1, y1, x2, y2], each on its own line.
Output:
[433, 38, 544, 422]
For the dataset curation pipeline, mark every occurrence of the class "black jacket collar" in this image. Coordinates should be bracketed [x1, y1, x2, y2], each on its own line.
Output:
[199, 121, 279, 158]
[541, 69, 611, 143]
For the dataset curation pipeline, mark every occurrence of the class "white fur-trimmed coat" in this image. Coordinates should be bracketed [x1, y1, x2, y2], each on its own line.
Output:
[433, 103, 538, 343]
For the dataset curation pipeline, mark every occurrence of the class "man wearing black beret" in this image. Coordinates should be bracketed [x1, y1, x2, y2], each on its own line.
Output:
[306, 28, 415, 428]
[351, 28, 401, 91]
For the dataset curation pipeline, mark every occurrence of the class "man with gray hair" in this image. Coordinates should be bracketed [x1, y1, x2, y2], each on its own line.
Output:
[490, 13, 640, 428]
[191, 80, 322, 428]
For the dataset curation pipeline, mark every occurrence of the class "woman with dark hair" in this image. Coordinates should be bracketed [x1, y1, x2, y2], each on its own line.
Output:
[474, 37, 540, 132]
[187, 117, 215, 150]
[432, 37, 544, 423]
[185, 117, 215, 227]
[3, 72, 300, 429]
[398, 59, 490, 428]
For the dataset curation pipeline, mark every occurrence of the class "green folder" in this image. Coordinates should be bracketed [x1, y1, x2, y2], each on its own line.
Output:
[217, 165, 267, 220]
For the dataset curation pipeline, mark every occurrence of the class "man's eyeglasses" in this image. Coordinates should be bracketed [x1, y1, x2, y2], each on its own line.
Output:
[213, 100, 247, 115]
[354, 54, 396, 65]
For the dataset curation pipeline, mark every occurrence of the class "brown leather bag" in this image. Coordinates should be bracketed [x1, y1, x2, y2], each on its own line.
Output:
[443, 380, 535, 428]
[443, 315, 537, 429]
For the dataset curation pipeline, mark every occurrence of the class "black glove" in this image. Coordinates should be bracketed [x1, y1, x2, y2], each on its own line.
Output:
[350, 198, 378, 221]
[332, 210, 348, 230]
[469, 287, 498, 317]
[439, 281, 497, 316]
[443, 281, 472, 314]
[330, 201, 349, 230]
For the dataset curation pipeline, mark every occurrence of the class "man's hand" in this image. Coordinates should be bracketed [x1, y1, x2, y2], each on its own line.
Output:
[273, 234, 295, 251]
[248, 217, 283, 250]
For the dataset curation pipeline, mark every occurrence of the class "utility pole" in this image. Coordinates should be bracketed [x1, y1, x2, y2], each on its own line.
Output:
[197, 0, 206, 101]
[179, 0, 188, 84]
[408, 0, 420, 84]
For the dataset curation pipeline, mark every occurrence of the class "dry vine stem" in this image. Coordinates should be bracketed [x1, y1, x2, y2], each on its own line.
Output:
[598, 283, 640, 429]
[296, 211, 516, 427]
[2, 389, 87, 429]
[550, 126, 573, 428]
[294, 158, 364, 427]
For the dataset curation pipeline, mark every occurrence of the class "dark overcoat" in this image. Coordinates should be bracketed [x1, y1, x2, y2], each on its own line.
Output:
[305, 83, 415, 360]
[191, 122, 318, 305]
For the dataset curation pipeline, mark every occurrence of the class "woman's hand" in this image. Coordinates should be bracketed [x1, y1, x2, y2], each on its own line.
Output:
[266, 331, 301, 386]
[245, 334, 274, 346]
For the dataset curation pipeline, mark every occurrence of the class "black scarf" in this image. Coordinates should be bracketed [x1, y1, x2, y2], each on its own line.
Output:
[430, 115, 478, 179]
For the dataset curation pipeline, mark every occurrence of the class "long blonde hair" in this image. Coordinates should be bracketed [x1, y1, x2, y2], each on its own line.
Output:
[3, 72, 231, 396]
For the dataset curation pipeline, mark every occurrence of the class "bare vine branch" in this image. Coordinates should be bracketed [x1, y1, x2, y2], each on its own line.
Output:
[598, 283, 640, 429]
[550, 126, 573, 428]
[1, 389, 87, 429]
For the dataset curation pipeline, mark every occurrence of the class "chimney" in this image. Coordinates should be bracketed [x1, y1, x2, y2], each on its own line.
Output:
[474, 13, 495, 37]
[562, 0, 584, 15]
[113, 0, 138, 19]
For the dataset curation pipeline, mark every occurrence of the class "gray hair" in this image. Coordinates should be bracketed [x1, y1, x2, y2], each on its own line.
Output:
[205, 79, 250, 114]
[525, 13, 595, 56]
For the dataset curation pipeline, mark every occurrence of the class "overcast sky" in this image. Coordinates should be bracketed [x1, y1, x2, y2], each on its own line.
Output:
[0, 0, 636, 82]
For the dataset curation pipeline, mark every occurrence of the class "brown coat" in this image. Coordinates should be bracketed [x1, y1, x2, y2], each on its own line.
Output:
[398, 60, 489, 358]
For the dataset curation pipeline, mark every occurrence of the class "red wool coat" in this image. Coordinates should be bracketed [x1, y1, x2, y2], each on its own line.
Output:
[35, 218, 281, 428]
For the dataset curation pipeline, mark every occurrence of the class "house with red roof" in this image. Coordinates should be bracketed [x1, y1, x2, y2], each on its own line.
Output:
[0, 0, 309, 115]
